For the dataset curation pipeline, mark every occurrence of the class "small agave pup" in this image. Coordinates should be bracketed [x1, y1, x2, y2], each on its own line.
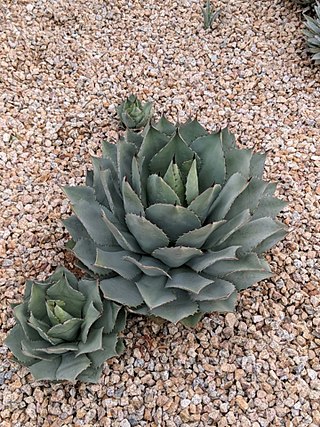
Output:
[63, 117, 287, 326]
[5, 267, 126, 383]
[116, 95, 153, 130]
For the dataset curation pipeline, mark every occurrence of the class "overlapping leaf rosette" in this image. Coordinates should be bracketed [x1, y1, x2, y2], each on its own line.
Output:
[116, 94, 153, 130]
[5, 267, 126, 382]
[63, 117, 287, 326]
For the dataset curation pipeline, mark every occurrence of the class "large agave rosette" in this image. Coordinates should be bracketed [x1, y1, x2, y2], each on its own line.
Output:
[63, 117, 287, 326]
[5, 267, 126, 382]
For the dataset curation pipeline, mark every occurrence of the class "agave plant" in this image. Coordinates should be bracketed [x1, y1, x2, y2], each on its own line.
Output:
[116, 95, 153, 130]
[63, 117, 287, 326]
[5, 267, 126, 383]
[303, 1, 320, 64]
[202, 0, 220, 30]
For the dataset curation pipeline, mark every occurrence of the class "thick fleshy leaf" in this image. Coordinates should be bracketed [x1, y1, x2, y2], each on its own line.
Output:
[101, 208, 142, 253]
[185, 159, 199, 204]
[46, 300, 72, 325]
[225, 148, 252, 179]
[152, 246, 203, 268]
[20, 339, 53, 360]
[178, 119, 208, 145]
[79, 301, 101, 344]
[187, 246, 240, 272]
[188, 185, 221, 222]
[63, 186, 96, 205]
[180, 312, 204, 327]
[42, 343, 79, 354]
[100, 169, 124, 220]
[29, 357, 61, 381]
[191, 134, 225, 190]
[138, 125, 170, 165]
[226, 269, 272, 291]
[263, 182, 277, 197]
[100, 277, 144, 307]
[28, 320, 61, 347]
[47, 277, 85, 318]
[56, 353, 91, 381]
[78, 279, 103, 313]
[220, 127, 236, 150]
[47, 318, 82, 341]
[226, 178, 268, 220]
[199, 291, 238, 313]
[150, 291, 198, 323]
[13, 303, 43, 341]
[154, 116, 176, 135]
[117, 141, 137, 184]
[72, 199, 114, 246]
[91, 156, 112, 205]
[124, 256, 170, 277]
[176, 222, 224, 249]
[131, 156, 142, 198]
[136, 275, 176, 309]
[102, 140, 118, 167]
[28, 282, 50, 321]
[208, 173, 248, 221]
[76, 327, 104, 356]
[5, 326, 36, 365]
[122, 178, 145, 216]
[125, 129, 144, 149]
[204, 209, 251, 249]
[162, 161, 185, 203]
[86, 170, 93, 187]
[147, 174, 181, 205]
[252, 197, 287, 220]
[218, 218, 284, 253]
[254, 228, 288, 254]
[73, 238, 111, 275]
[95, 248, 140, 280]
[193, 279, 235, 301]
[149, 131, 195, 176]
[125, 214, 170, 253]
[204, 253, 268, 276]
[111, 308, 127, 334]
[250, 152, 266, 178]
[77, 365, 104, 384]
[89, 333, 119, 368]
[165, 268, 213, 293]
[146, 204, 201, 242]
[63, 215, 91, 242]
[94, 300, 122, 333]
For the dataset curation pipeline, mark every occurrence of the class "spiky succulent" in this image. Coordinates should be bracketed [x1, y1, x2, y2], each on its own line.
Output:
[293, 0, 315, 6]
[5, 267, 126, 383]
[202, 0, 220, 30]
[303, 1, 320, 64]
[116, 95, 153, 130]
[63, 117, 287, 326]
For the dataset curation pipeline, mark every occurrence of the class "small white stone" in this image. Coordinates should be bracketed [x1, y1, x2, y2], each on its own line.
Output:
[120, 420, 130, 427]
[3, 133, 10, 143]
[180, 398, 191, 408]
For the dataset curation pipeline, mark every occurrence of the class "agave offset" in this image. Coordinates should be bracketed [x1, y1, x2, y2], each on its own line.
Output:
[5, 267, 126, 382]
[116, 95, 153, 130]
[63, 117, 287, 326]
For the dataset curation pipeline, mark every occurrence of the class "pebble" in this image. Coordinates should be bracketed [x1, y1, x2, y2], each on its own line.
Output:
[1, 0, 319, 426]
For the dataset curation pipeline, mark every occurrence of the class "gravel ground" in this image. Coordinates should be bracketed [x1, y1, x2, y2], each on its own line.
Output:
[1, 0, 320, 426]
